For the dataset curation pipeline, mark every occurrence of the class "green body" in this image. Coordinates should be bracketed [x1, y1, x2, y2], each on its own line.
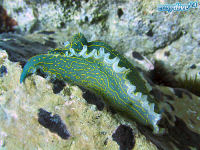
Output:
[20, 33, 161, 133]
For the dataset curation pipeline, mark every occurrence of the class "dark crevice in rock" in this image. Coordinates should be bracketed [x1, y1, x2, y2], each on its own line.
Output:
[0, 33, 52, 63]
[79, 86, 105, 111]
[145, 29, 184, 56]
[150, 88, 165, 102]
[163, 94, 174, 101]
[29, 20, 41, 33]
[84, 16, 89, 22]
[117, 8, 123, 18]
[164, 51, 170, 57]
[90, 13, 108, 24]
[51, 79, 66, 94]
[19, 61, 26, 68]
[149, 60, 200, 97]
[112, 124, 135, 150]
[0, 65, 7, 77]
[107, 106, 117, 115]
[149, 60, 178, 87]
[166, 102, 175, 111]
[38, 31, 55, 35]
[166, 30, 183, 47]
[38, 108, 70, 140]
[173, 88, 192, 99]
[44, 40, 57, 48]
[161, 28, 183, 50]
[190, 64, 196, 69]
[48, 37, 55, 41]
[146, 28, 153, 37]
[104, 138, 108, 145]
[132, 51, 144, 60]
[60, 22, 66, 28]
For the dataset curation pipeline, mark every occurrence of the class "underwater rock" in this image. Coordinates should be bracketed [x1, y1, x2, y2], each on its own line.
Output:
[2, 0, 200, 83]
[0, 49, 158, 150]
[0, 33, 56, 62]
[0, 30, 200, 149]
[1, 0, 200, 149]
[1, 33, 200, 149]
[80, 87, 105, 111]
[143, 85, 200, 149]
[0, 0, 196, 55]
[153, 30, 200, 80]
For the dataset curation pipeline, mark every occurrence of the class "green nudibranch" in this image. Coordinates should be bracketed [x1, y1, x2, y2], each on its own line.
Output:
[20, 33, 161, 133]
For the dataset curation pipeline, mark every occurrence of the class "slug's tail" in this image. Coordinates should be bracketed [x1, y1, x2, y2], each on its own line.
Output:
[20, 55, 42, 83]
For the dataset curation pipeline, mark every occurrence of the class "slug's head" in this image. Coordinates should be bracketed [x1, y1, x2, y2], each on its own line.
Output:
[20, 56, 40, 83]
[66, 33, 88, 51]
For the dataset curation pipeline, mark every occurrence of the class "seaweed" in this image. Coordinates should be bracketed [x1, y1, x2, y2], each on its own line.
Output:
[176, 73, 200, 97]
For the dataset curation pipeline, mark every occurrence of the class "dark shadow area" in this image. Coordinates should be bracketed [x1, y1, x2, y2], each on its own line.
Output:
[149, 60, 200, 97]
[79, 86, 105, 111]
[0, 65, 7, 77]
[138, 117, 200, 150]
[112, 124, 135, 150]
[51, 79, 66, 94]
[0, 33, 55, 63]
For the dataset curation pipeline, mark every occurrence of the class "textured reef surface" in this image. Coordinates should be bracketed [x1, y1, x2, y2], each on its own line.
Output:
[0, 33, 200, 149]
[0, 49, 157, 150]
[1, 0, 200, 149]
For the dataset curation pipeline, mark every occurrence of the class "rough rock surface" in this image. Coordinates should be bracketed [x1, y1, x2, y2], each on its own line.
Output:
[0, 0, 200, 149]
[0, 50, 157, 150]
[2, 0, 200, 79]
[0, 32, 200, 150]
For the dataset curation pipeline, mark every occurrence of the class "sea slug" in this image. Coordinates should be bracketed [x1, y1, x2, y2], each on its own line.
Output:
[20, 33, 161, 133]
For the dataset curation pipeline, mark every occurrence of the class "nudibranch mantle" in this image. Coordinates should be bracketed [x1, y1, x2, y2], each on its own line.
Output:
[20, 33, 161, 133]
